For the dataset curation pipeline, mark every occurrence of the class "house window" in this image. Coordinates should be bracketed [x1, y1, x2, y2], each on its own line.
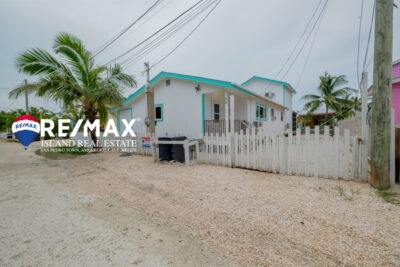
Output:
[256, 103, 268, 121]
[155, 104, 163, 122]
[281, 111, 284, 121]
[271, 108, 275, 121]
[214, 104, 220, 120]
[166, 79, 170, 86]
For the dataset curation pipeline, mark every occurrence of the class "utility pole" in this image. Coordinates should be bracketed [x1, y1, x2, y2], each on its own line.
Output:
[371, 0, 393, 189]
[144, 62, 155, 136]
[361, 72, 369, 181]
[24, 79, 29, 115]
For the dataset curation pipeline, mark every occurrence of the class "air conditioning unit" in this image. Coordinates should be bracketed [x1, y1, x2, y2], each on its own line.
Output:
[271, 116, 277, 121]
[265, 92, 275, 99]
[253, 121, 262, 127]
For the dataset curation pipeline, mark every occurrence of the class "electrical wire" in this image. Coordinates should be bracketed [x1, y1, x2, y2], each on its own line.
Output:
[122, 0, 218, 69]
[295, 3, 326, 89]
[274, 0, 324, 80]
[362, 0, 375, 73]
[357, 0, 365, 91]
[151, 0, 222, 69]
[97, 0, 173, 55]
[105, 0, 205, 65]
[120, 0, 214, 67]
[280, 0, 328, 82]
[94, 0, 163, 57]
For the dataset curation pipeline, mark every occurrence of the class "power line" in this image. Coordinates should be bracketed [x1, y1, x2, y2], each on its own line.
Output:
[105, 0, 205, 65]
[120, 0, 214, 66]
[279, 0, 329, 81]
[122, 0, 218, 69]
[97, 0, 173, 55]
[362, 0, 375, 73]
[94, 0, 163, 57]
[295, 2, 326, 89]
[120, 0, 215, 67]
[274, 0, 324, 80]
[151, 0, 222, 69]
[356, 0, 365, 91]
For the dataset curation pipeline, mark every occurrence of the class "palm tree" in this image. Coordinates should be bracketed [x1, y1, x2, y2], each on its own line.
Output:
[302, 71, 356, 123]
[336, 94, 361, 120]
[9, 33, 136, 146]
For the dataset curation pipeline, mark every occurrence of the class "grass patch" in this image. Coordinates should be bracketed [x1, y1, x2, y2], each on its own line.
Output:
[377, 190, 400, 206]
[334, 185, 359, 201]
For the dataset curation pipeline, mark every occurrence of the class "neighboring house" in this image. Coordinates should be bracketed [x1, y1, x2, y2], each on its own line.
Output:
[111, 71, 295, 136]
[297, 107, 336, 129]
[368, 59, 400, 127]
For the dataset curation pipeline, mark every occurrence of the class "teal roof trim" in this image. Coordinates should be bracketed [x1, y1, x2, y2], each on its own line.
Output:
[241, 76, 296, 94]
[113, 71, 254, 110]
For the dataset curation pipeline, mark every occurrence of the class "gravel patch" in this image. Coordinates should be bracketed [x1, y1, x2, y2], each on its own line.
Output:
[58, 152, 400, 266]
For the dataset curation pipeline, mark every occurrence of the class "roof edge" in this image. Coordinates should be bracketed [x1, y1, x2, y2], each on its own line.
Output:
[241, 76, 296, 94]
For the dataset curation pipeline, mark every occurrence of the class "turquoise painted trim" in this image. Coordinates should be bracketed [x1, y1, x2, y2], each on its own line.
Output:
[154, 103, 163, 122]
[202, 94, 205, 134]
[282, 85, 286, 107]
[241, 76, 296, 94]
[116, 108, 133, 133]
[255, 102, 268, 121]
[113, 71, 255, 109]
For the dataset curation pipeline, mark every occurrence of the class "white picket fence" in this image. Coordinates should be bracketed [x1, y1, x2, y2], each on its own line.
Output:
[200, 126, 365, 181]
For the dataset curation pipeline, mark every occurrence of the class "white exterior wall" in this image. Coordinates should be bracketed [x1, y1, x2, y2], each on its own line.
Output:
[243, 79, 294, 133]
[114, 77, 293, 137]
[248, 98, 287, 134]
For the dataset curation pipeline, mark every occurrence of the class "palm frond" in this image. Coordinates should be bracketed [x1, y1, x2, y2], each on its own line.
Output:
[8, 83, 39, 99]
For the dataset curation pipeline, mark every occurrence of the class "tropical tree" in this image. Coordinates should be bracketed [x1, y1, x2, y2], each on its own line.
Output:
[9, 32, 136, 146]
[336, 94, 361, 120]
[302, 71, 356, 123]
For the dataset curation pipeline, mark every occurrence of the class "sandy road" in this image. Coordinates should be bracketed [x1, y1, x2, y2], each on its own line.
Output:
[0, 141, 235, 266]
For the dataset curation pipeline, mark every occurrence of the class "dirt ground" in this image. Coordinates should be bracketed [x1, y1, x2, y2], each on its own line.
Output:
[0, 141, 236, 266]
[1, 141, 400, 266]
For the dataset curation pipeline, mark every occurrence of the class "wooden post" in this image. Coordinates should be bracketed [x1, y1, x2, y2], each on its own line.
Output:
[144, 62, 155, 135]
[371, 0, 393, 189]
[230, 94, 235, 166]
[225, 92, 229, 134]
[361, 72, 369, 181]
[333, 127, 340, 179]
[305, 127, 310, 176]
[287, 131, 292, 175]
[24, 79, 29, 115]
[390, 109, 395, 185]
[184, 139, 190, 167]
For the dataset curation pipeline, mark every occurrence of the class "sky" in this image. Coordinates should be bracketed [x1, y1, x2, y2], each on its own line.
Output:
[0, 0, 399, 113]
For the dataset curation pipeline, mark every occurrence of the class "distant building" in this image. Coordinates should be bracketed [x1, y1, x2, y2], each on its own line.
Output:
[368, 59, 400, 127]
[297, 107, 336, 129]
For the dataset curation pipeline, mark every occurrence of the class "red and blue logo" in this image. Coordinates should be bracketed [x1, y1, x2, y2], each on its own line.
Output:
[12, 115, 40, 148]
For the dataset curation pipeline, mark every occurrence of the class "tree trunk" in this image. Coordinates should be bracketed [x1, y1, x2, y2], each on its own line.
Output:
[325, 104, 328, 123]
[84, 109, 98, 148]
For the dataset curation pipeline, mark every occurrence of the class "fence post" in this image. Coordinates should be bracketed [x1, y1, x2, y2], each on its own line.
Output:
[314, 126, 320, 177]
[391, 109, 395, 185]
[343, 129, 350, 179]
[324, 126, 330, 178]
[288, 131, 292, 175]
[333, 127, 340, 179]
[230, 94, 235, 167]
[295, 128, 301, 175]
[184, 139, 189, 166]
[305, 127, 310, 176]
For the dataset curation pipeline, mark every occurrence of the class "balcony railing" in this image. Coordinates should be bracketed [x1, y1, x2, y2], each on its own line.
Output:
[204, 119, 249, 135]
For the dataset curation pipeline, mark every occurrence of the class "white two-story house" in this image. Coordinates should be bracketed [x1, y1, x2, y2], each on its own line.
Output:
[111, 71, 295, 136]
